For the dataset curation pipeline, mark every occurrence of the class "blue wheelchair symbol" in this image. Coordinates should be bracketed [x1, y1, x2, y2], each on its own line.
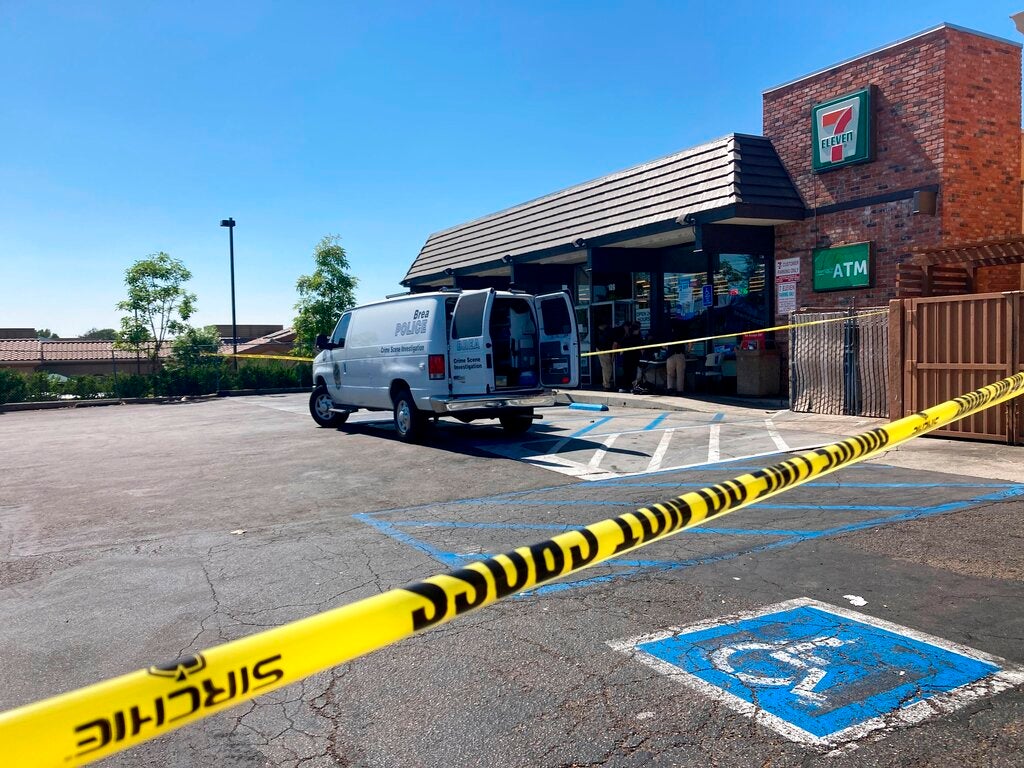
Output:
[626, 599, 1019, 745]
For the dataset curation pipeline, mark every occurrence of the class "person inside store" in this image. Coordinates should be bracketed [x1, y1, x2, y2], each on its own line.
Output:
[593, 319, 617, 391]
[620, 321, 643, 393]
[664, 319, 688, 396]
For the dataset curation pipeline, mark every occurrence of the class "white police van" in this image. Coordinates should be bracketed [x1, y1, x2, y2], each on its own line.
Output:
[309, 288, 579, 441]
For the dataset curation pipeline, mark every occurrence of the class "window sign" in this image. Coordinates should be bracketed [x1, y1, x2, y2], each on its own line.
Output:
[775, 257, 800, 278]
[813, 242, 872, 291]
[812, 88, 874, 172]
[777, 282, 797, 314]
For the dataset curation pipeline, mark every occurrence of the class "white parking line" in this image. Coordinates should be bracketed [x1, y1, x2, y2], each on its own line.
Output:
[707, 424, 721, 463]
[647, 429, 676, 473]
[589, 433, 620, 469]
[764, 418, 790, 452]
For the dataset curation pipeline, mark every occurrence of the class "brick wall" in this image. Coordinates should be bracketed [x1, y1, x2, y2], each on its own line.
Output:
[943, 32, 1022, 241]
[764, 26, 1022, 311]
[975, 264, 1024, 293]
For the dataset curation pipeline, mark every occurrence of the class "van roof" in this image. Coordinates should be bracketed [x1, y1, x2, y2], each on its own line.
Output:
[356, 288, 531, 310]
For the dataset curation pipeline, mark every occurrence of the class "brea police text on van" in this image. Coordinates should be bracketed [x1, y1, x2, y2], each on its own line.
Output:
[395, 309, 430, 337]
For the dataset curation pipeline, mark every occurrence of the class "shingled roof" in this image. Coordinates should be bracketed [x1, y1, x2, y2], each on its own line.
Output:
[0, 339, 170, 363]
[404, 133, 804, 285]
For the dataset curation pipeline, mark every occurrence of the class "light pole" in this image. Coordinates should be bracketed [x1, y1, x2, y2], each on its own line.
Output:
[220, 218, 237, 370]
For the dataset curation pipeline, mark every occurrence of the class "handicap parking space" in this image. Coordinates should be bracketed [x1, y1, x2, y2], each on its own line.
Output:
[478, 406, 846, 480]
[353, 454, 1024, 596]
[353, 450, 1024, 752]
[611, 598, 1024, 750]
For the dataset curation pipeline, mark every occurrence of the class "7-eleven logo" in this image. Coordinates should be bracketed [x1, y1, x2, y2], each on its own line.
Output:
[816, 96, 860, 165]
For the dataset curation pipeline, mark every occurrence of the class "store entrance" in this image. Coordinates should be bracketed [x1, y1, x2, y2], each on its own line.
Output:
[590, 300, 633, 334]
[589, 301, 633, 390]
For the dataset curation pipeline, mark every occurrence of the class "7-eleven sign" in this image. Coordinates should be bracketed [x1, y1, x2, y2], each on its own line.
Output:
[811, 88, 873, 172]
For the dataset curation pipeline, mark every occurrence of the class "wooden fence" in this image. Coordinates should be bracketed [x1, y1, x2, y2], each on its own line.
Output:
[889, 291, 1023, 443]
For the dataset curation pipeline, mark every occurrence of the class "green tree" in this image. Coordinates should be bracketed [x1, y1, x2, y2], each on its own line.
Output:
[161, 325, 226, 396]
[293, 235, 358, 356]
[169, 325, 223, 367]
[81, 328, 118, 340]
[115, 252, 197, 363]
[35, 328, 59, 339]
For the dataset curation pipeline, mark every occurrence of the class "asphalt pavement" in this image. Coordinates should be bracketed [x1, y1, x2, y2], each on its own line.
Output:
[0, 393, 1022, 767]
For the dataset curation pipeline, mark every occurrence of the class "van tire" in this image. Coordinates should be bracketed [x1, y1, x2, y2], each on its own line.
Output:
[393, 388, 426, 442]
[310, 384, 348, 427]
[499, 414, 533, 435]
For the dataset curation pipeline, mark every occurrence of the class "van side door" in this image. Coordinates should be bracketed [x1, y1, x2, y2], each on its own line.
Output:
[450, 289, 494, 396]
[535, 292, 579, 388]
[325, 312, 353, 403]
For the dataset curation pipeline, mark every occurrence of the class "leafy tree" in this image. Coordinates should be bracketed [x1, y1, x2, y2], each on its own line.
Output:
[81, 328, 118, 340]
[170, 325, 223, 367]
[35, 328, 59, 339]
[158, 326, 227, 397]
[115, 252, 197, 363]
[293, 235, 358, 356]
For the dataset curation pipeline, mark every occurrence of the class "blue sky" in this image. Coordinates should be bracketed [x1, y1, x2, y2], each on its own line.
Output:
[1, 1, 1020, 336]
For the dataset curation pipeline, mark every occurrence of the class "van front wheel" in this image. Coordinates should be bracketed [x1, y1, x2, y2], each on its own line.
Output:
[310, 384, 348, 427]
[393, 389, 426, 442]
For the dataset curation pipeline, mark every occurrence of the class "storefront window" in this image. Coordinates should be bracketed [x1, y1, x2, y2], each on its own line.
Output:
[633, 272, 651, 334]
[591, 271, 633, 302]
[712, 253, 768, 340]
[575, 264, 591, 305]
[663, 271, 709, 349]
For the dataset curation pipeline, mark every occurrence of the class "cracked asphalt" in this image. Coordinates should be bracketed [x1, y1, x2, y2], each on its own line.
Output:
[1, 395, 1022, 767]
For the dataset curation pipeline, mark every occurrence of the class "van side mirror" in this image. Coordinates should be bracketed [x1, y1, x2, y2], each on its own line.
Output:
[315, 333, 334, 351]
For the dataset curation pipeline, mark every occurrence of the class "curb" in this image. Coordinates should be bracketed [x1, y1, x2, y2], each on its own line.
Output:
[0, 396, 214, 412]
[553, 389, 790, 414]
[0, 389, 308, 413]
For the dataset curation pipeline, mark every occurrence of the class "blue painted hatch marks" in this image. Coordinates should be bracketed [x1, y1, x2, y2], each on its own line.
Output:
[354, 463, 1024, 596]
[611, 599, 1024, 747]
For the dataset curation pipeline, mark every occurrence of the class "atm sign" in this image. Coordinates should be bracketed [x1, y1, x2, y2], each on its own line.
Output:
[813, 242, 872, 291]
[811, 88, 873, 172]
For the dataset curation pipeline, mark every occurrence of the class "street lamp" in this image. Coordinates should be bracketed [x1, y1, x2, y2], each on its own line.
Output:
[220, 218, 237, 370]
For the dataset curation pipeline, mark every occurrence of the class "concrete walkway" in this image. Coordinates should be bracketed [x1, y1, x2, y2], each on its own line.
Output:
[555, 387, 1024, 483]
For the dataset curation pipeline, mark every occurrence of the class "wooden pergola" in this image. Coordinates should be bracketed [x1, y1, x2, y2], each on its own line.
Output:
[897, 234, 1024, 297]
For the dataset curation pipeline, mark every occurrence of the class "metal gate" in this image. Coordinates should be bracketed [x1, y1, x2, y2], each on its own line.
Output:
[789, 308, 889, 417]
[889, 291, 1023, 443]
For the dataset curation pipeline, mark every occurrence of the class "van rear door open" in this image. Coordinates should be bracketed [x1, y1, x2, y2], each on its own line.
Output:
[535, 292, 579, 388]
[450, 289, 495, 395]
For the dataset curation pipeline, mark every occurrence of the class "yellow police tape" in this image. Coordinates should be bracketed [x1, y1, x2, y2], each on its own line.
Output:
[2, 371, 1023, 767]
[212, 352, 315, 362]
[582, 309, 889, 358]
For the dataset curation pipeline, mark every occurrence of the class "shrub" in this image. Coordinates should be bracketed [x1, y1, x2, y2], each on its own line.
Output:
[0, 368, 29, 405]
[112, 374, 151, 398]
[24, 372, 60, 401]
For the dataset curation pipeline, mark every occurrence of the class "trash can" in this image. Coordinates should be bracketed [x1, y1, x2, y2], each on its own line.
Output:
[736, 348, 781, 396]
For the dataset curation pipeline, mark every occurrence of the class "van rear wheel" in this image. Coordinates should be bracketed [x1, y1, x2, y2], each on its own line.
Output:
[310, 384, 348, 427]
[393, 388, 426, 442]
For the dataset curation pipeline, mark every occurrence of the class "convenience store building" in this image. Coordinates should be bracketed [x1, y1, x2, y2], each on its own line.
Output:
[402, 24, 1024, 388]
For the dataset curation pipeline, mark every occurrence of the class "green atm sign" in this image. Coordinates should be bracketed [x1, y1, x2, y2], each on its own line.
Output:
[813, 242, 872, 291]
[811, 88, 874, 172]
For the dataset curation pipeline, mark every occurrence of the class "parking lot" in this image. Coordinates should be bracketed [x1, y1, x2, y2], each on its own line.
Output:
[1, 394, 1023, 766]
